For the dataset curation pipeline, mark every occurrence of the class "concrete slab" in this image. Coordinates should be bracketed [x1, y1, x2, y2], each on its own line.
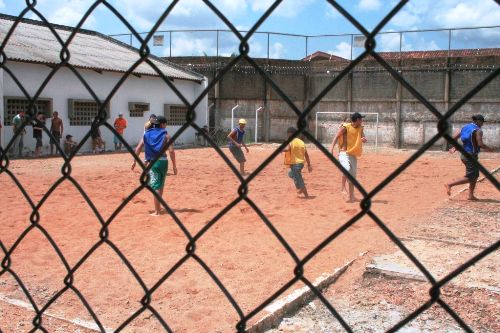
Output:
[365, 239, 500, 293]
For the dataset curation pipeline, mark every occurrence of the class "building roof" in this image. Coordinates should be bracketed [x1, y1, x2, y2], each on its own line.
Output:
[303, 48, 500, 62]
[0, 14, 203, 82]
[302, 51, 347, 62]
[376, 48, 500, 60]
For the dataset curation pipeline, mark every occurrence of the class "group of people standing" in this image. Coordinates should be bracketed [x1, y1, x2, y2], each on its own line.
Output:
[6, 110, 128, 157]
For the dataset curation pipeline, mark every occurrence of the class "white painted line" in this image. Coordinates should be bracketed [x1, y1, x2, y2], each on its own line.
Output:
[0, 293, 113, 332]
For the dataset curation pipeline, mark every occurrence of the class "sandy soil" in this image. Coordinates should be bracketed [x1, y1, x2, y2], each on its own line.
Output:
[0, 146, 498, 332]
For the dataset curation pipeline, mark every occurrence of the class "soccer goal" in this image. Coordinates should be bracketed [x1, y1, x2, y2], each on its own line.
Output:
[315, 111, 380, 149]
[230, 105, 264, 143]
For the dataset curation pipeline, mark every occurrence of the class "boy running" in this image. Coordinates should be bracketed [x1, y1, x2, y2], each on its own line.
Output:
[227, 119, 250, 174]
[283, 127, 312, 198]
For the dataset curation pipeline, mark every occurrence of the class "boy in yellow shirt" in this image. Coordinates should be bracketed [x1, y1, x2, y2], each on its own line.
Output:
[284, 127, 312, 198]
[330, 112, 367, 202]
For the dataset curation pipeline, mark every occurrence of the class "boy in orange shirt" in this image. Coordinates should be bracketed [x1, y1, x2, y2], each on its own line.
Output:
[283, 127, 312, 198]
[114, 113, 127, 150]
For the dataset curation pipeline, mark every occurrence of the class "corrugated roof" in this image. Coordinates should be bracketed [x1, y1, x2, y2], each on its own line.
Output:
[0, 14, 204, 82]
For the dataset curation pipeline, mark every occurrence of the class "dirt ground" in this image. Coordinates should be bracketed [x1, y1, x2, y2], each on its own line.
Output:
[0, 145, 498, 332]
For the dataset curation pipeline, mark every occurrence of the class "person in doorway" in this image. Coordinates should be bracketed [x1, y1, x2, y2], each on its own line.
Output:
[32, 112, 45, 158]
[445, 114, 491, 200]
[10, 110, 26, 158]
[330, 112, 367, 202]
[131, 116, 176, 216]
[113, 113, 127, 150]
[50, 111, 64, 155]
[283, 127, 312, 198]
[227, 119, 250, 174]
[91, 120, 106, 153]
[64, 134, 77, 155]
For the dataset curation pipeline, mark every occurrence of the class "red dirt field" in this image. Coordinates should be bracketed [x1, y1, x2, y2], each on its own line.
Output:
[0, 146, 498, 332]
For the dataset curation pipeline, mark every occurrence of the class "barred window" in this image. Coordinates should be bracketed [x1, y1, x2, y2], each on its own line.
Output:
[164, 104, 187, 126]
[128, 102, 150, 117]
[3, 97, 53, 125]
[68, 99, 109, 126]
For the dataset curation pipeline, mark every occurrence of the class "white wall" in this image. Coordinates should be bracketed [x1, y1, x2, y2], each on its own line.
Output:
[2, 62, 207, 154]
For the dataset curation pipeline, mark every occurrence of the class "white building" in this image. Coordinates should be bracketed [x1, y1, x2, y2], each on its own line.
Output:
[0, 14, 207, 155]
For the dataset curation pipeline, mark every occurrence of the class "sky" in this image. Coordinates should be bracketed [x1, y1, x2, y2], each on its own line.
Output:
[1, 0, 499, 59]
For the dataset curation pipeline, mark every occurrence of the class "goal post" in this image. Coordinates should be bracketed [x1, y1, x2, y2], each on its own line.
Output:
[315, 111, 379, 149]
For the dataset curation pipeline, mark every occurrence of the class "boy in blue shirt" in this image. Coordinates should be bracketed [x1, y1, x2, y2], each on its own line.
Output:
[445, 115, 491, 200]
[131, 116, 177, 216]
[227, 119, 250, 174]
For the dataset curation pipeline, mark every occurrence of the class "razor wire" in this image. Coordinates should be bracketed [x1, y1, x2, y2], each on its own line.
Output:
[0, 1, 499, 332]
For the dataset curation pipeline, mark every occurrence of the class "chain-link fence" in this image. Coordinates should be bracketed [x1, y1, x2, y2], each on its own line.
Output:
[110, 25, 500, 61]
[0, 1, 499, 332]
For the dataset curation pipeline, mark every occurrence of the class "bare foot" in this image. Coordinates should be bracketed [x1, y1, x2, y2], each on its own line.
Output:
[149, 212, 160, 216]
[444, 184, 451, 196]
[468, 196, 478, 201]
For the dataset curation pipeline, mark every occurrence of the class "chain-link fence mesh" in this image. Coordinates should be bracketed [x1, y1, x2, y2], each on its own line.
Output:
[0, 1, 499, 332]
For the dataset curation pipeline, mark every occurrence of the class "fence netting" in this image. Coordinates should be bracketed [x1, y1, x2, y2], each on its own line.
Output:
[0, 1, 499, 332]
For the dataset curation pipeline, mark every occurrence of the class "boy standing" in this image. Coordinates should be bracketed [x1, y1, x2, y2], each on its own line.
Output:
[131, 116, 176, 216]
[11, 110, 26, 158]
[32, 112, 45, 158]
[227, 119, 250, 174]
[113, 113, 127, 150]
[283, 127, 312, 198]
[50, 111, 63, 155]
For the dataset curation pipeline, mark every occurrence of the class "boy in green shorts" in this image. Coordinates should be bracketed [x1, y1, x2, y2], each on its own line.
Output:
[283, 127, 312, 198]
[131, 116, 176, 216]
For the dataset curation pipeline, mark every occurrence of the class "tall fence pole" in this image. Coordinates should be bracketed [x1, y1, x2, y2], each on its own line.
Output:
[255, 106, 263, 143]
[231, 104, 240, 129]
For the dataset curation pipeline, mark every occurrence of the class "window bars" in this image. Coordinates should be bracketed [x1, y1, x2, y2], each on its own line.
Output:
[0, 1, 499, 332]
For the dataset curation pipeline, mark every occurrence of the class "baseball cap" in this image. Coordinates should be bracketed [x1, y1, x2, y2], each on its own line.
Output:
[155, 115, 167, 124]
[238, 118, 247, 124]
[118, 113, 123, 116]
[472, 114, 485, 122]
[351, 112, 365, 122]
[66, 134, 73, 139]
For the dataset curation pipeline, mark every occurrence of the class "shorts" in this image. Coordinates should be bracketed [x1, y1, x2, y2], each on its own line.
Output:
[35, 136, 43, 148]
[149, 159, 168, 190]
[339, 151, 357, 177]
[50, 131, 61, 144]
[229, 145, 246, 163]
[288, 163, 305, 189]
[114, 134, 123, 145]
[461, 154, 479, 180]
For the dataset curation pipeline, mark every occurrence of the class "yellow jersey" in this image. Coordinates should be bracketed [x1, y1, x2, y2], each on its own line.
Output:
[338, 123, 363, 157]
[284, 138, 306, 165]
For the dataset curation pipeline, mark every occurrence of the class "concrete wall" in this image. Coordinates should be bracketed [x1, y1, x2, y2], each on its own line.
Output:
[2, 62, 207, 155]
[172, 55, 499, 149]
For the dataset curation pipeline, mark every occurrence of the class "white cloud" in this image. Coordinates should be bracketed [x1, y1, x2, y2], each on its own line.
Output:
[116, 0, 249, 31]
[358, 0, 382, 11]
[392, 0, 500, 29]
[269, 42, 285, 58]
[251, 0, 316, 18]
[167, 36, 215, 56]
[329, 41, 352, 59]
[27, 0, 97, 28]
